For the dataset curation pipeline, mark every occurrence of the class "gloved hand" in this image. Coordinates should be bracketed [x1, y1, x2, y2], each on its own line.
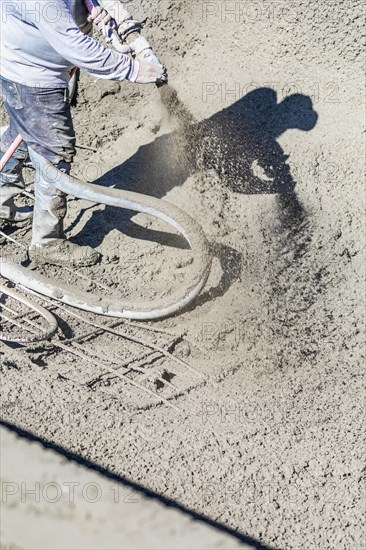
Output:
[134, 60, 168, 85]
[87, 5, 111, 25]
[87, 6, 114, 41]
[130, 36, 161, 65]
[89, 1, 167, 83]
[99, 0, 142, 41]
[137, 48, 161, 65]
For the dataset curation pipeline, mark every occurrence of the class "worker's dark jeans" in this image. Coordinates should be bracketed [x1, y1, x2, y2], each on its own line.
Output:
[0, 76, 76, 243]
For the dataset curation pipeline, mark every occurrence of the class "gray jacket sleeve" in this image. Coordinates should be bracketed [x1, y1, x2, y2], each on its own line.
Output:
[24, 0, 139, 82]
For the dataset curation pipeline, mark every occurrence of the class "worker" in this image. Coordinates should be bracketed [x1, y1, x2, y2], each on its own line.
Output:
[0, 0, 167, 266]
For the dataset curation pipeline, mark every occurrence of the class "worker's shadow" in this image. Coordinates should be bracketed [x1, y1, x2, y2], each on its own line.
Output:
[79, 87, 318, 306]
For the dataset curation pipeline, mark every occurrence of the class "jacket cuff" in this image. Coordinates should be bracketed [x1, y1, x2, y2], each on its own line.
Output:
[126, 59, 139, 82]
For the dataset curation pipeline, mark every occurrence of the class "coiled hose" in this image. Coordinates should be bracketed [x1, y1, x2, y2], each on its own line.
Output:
[1, 150, 212, 320]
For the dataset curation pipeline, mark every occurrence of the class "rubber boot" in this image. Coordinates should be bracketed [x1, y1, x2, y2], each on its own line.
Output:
[0, 127, 33, 223]
[27, 148, 101, 268]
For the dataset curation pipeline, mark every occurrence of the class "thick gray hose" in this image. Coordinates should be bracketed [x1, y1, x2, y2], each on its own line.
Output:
[1, 151, 212, 320]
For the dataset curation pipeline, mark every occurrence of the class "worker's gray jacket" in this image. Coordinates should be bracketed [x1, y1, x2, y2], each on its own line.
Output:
[0, 0, 139, 87]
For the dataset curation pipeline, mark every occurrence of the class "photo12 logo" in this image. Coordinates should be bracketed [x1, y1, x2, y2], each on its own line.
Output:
[202, 81, 340, 105]
[199, 1, 341, 25]
[2, 2, 70, 25]
[1, 481, 139, 504]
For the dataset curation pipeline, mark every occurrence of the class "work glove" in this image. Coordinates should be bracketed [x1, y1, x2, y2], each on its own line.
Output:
[134, 60, 168, 85]
[87, 6, 114, 42]
[130, 35, 161, 65]
[88, 6, 114, 31]
[87, 5, 111, 25]
[100, 1, 142, 40]
[98, 0, 161, 65]
[130, 37, 168, 85]
[92, 1, 167, 83]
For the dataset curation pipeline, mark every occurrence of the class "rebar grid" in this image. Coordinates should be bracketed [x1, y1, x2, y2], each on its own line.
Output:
[1, 233, 204, 409]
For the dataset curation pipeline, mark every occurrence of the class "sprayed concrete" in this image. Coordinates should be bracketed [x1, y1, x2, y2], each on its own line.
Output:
[1, 0, 365, 548]
[0, 426, 249, 550]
